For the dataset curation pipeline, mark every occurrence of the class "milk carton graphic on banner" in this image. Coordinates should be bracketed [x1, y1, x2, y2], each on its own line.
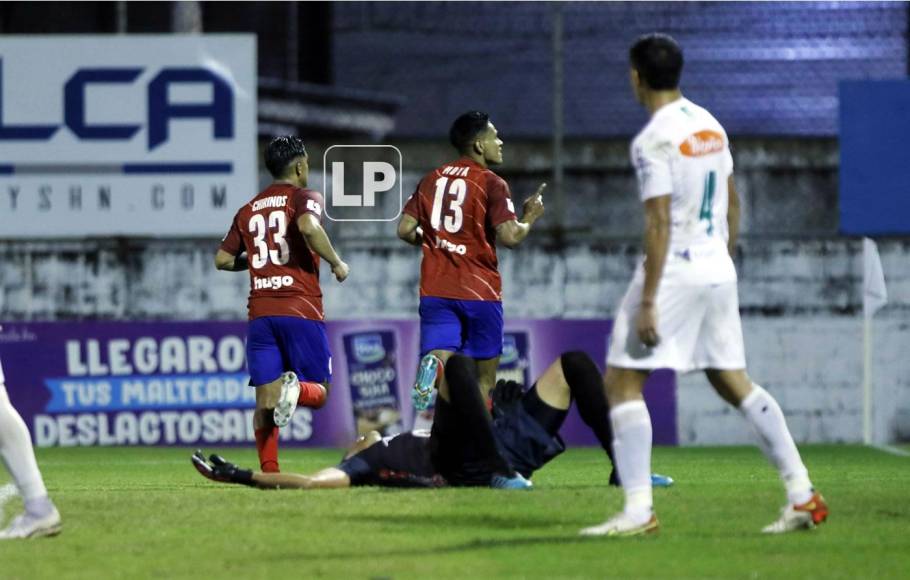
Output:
[497, 331, 531, 386]
[342, 331, 403, 436]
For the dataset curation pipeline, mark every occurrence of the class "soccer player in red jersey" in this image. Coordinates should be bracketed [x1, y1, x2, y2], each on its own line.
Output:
[397, 111, 545, 411]
[215, 136, 349, 473]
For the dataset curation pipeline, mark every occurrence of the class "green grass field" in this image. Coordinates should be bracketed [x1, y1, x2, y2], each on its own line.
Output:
[1, 445, 907, 579]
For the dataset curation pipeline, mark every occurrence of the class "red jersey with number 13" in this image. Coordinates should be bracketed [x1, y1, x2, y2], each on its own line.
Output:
[220, 183, 325, 321]
[403, 157, 517, 301]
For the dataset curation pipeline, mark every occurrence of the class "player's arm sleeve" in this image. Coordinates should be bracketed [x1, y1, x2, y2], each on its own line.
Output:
[487, 176, 518, 227]
[336, 443, 384, 486]
[402, 180, 422, 219]
[218, 216, 244, 256]
[335, 455, 372, 486]
[723, 136, 735, 177]
[632, 138, 674, 201]
[292, 188, 325, 221]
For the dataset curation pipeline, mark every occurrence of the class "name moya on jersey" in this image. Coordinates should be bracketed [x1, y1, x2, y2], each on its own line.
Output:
[254, 275, 295, 290]
[441, 166, 470, 177]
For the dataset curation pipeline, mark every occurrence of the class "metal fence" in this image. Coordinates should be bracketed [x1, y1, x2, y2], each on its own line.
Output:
[334, 1, 908, 137]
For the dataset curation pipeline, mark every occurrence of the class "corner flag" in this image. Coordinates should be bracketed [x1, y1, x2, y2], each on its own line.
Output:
[861, 238, 887, 445]
[862, 238, 887, 319]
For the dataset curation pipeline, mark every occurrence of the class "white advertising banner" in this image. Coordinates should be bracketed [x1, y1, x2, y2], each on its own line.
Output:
[0, 35, 257, 237]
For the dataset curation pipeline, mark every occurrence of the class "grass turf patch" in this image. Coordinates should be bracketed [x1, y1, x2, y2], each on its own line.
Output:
[1, 445, 907, 579]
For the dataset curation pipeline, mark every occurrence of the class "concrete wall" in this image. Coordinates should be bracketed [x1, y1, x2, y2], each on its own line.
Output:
[2, 139, 907, 444]
[677, 314, 910, 446]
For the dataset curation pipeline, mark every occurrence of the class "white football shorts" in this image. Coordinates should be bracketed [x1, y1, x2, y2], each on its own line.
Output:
[606, 278, 746, 373]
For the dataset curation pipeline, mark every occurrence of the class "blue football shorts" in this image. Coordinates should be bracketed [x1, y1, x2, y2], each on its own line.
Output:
[246, 316, 332, 386]
[418, 297, 504, 360]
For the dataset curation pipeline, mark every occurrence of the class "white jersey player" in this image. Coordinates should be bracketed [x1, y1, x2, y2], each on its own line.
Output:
[580, 33, 828, 537]
[607, 97, 742, 372]
[0, 358, 61, 538]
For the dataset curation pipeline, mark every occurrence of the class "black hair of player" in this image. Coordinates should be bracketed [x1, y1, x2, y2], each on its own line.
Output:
[265, 135, 307, 179]
[449, 111, 490, 154]
[629, 33, 684, 90]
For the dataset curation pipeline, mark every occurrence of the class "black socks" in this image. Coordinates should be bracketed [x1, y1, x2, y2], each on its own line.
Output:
[560, 351, 620, 486]
[445, 355, 514, 477]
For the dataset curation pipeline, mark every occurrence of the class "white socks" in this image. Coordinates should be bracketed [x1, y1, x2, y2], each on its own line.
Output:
[610, 400, 653, 523]
[0, 383, 51, 512]
[739, 384, 813, 505]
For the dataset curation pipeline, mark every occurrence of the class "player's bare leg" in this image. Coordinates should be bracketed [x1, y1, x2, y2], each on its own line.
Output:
[412, 349, 451, 411]
[580, 366, 658, 537]
[254, 378, 283, 472]
[705, 369, 827, 532]
[532, 359, 572, 410]
[475, 356, 501, 401]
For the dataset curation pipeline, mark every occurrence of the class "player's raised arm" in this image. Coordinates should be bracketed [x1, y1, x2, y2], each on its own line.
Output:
[496, 182, 546, 248]
[638, 195, 671, 347]
[297, 213, 349, 282]
[727, 174, 740, 258]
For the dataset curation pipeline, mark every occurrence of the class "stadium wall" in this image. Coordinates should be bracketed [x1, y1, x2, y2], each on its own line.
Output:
[2, 141, 907, 445]
[2, 238, 908, 445]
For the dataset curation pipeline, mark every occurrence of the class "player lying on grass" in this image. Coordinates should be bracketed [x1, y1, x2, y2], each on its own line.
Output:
[193, 352, 668, 490]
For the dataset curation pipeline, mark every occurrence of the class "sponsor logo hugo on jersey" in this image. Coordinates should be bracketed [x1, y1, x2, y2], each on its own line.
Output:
[254, 275, 295, 290]
[435, 236, 467, 255]
[679, 130, 725, 157]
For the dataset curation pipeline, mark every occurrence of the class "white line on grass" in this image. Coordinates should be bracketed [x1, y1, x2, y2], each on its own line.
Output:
[872, 445, 910, 457]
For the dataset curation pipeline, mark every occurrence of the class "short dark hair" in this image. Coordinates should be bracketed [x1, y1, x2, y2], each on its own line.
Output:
[629, 33, 683, 90]
[264, 135, 307, 178]
[449, 111, 491, 153]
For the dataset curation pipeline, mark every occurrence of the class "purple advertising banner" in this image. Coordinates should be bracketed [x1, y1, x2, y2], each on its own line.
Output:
[0, 320, 676, 447]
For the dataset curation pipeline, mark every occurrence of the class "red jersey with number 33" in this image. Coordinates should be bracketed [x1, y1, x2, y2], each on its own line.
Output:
[403, 157, 517, 301]
[220, 183, 325, 321]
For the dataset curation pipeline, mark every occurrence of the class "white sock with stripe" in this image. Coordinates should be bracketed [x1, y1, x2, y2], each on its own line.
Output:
[739, 384, 813, 505]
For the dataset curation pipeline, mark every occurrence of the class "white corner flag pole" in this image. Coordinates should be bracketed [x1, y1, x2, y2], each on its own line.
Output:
[862, 238, 887, 446]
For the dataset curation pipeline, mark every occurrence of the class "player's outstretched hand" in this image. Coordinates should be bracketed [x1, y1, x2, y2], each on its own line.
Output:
[192, 450, 221, 482]
[636, 303, 660, 347]
[332, 261, 350, 283]
[191, 450, 256, 486]
[522, 183, 547, 223]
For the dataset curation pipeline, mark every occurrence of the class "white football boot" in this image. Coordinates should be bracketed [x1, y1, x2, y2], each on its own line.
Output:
[0, 507, 62, 539]
[580, 511, 659, 537]
[273, 371, 301, 428]
[762, 492, 829, 534]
